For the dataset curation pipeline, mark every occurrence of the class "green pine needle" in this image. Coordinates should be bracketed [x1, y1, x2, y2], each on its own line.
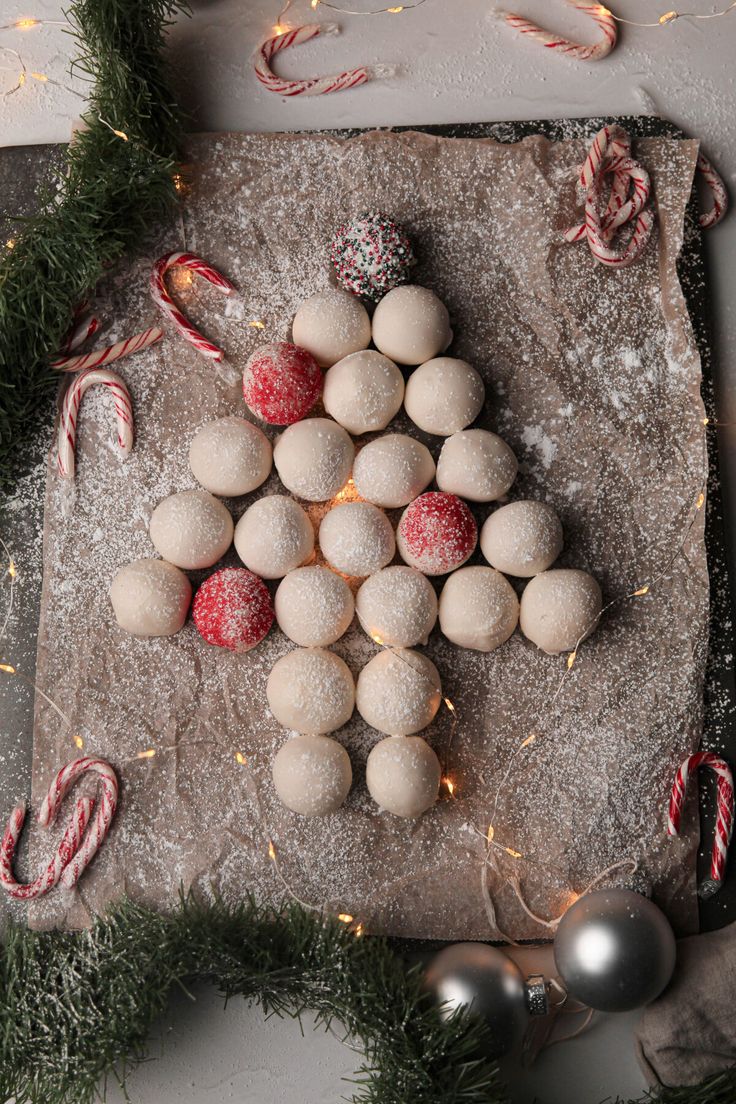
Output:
[0, 0, 188, 491]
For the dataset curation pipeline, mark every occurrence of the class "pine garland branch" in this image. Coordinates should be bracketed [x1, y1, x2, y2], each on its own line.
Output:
[0, 895, 504, 1104]
[0, 893, 732, 1104]
[0, 0, 188, 492]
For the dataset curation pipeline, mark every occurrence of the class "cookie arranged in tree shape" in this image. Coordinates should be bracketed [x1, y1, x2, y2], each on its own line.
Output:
[110, 218, 603, 824]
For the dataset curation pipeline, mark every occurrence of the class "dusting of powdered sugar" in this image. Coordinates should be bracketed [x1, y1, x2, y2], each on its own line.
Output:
[22, 129, 709, 939]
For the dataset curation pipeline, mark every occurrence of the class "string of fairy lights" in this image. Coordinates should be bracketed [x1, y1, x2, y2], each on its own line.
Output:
[0, 395, 714, 939]
[0, 3, 732, 938]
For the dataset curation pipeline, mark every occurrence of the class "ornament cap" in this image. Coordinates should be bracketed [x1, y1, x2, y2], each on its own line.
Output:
[524, 974, 548, 1016]
[697, 877, 722, 900]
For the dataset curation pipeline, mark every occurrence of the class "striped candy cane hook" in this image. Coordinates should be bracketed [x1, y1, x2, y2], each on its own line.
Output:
[564, 125, 655, 268]
[668, 751, 734, 899]
[254, 23, 393, 97]
[0, 796, 95, 900]
[697, 152, 729, 229]
[496, 1, 618, 62]
[36, 757, 119, 890]
[150, 251, 239, 383]
[0, 756, 118, 901]
[56, 367, 134, 488]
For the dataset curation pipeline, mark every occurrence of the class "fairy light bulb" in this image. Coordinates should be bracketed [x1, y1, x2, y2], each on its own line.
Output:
[337, 913, 353, 923]
[0, 663, 16, 674]
[235, 751, 247, 765]
[16, 18, 40, 29]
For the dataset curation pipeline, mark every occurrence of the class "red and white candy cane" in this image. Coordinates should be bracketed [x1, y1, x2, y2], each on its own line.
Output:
[59, 307, 100, 355]
[668, 751, 734, 899]
[0, 796, 95, 901]
[564, 125, 655, 268]
[497, 1, 618, 62]
[254, 23, 387, 97]
[57, 367, 134, 481]
[36, 757, 119, 890]
[150, 251, 236, 366]
[51, 326, 163, 374]
[697, 152, 729, 230]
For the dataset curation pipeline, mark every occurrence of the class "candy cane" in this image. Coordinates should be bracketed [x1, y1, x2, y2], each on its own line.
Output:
[0, 796, 95, 900]
[668, 751, 734, 899]
[51, 327, 163, 373]
[564, 125, 655, 268]
[697, 152, 729, 229]
[254, 23, 390, 97]
[59, 309, 100, 355]
[56, 367, 134, 481]
[497, 1, 618, 62]
[36, 756, 119, 890]
[150, 251, 236, 368]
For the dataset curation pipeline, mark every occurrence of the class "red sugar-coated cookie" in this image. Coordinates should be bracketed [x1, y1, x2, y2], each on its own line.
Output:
[193, 567, 274, 652]
[243, 342, 322, 425]
[396, 492, 477, 576]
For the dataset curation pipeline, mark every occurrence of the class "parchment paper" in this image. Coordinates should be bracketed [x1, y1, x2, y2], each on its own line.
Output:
[29, 129, 706, 939]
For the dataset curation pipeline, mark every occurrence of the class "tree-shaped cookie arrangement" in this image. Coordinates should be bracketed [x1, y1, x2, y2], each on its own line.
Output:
[110, 213, 603, 820]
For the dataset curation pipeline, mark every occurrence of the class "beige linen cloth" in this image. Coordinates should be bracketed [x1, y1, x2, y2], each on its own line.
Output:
[29, 129, 707, 939]
[636, 923, 736, 1086]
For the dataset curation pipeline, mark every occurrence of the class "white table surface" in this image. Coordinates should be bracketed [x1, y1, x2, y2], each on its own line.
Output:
[1, 1, 735, 1100]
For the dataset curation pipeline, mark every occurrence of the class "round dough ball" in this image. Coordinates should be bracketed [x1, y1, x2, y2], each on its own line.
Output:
[193, 567, 273, 652]
[372, 286, 452, 365]
[366, 735, 441, 818]
[323, 350, 404, 435]
[439, 566, 519, 652]
[396, 492, 477, 576]
[242, 342, 322, 426]
[520, 569, 603, 655]
[272, 734, 352, 817]
[275, 566, 354, 647]
[404, 357, 485, 436]
[436, 429, 517, 502]
[481, 500, 563, 577]
[234, 495, 314, 579]
[110, 558, 191, 637]
[149, 489, 233, 570]
[356, 566, 438, 647]
[356, 648, 441, 736]
[189, 416, 272, 497]
[319, 502, 395, 578]
[267, 647, 355, 734]
[352, 434, 435, 509]
[274, 418, 354, 502]
[292, 288, 371, 368]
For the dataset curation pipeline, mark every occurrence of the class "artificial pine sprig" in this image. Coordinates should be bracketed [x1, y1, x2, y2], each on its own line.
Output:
[0, 893, 732, 1104]
[0, 0, 188, 491]
[0, 895, 503, 1104]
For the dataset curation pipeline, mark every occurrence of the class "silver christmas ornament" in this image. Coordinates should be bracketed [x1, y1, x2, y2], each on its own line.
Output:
[423, 942, 547, 1058]
[553, 888, 676, 1012]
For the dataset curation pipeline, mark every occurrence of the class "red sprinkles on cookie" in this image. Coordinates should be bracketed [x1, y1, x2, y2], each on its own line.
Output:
[243, 342, 322, 425]
[193, 567, 274, 652]
[397, 492, 477, 576]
